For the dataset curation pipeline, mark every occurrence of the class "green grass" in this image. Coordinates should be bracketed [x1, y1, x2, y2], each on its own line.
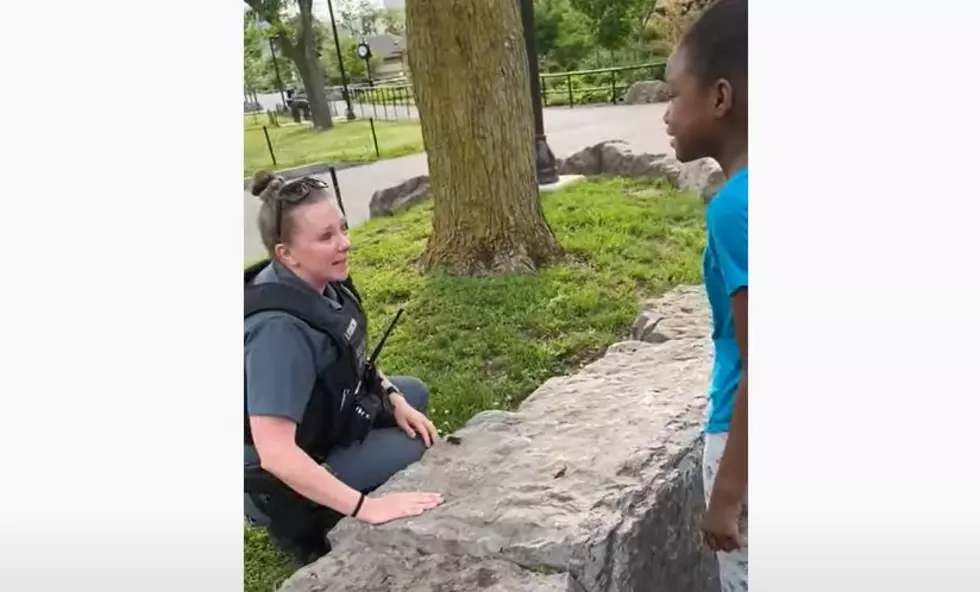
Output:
[243, 177, 706, 592]
[244, 115, 424, 177]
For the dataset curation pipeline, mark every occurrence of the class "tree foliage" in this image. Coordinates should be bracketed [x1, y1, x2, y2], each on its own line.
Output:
[567, 0, 646, 52]
[320, 35, 368, 84]
[379, 7, 406, 36]
[646, 0, 709, 50]
[337, 0, 380, 38]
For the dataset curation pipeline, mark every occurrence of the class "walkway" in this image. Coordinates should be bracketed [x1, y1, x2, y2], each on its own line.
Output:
[244, 103, 672, 262]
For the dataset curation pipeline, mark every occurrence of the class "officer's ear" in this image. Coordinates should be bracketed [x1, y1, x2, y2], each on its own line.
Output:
[274, 243, 299, 269]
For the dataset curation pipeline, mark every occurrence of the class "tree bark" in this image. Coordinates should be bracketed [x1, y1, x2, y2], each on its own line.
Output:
[406, 0, 562, 276]
[292, 0, 333, 129]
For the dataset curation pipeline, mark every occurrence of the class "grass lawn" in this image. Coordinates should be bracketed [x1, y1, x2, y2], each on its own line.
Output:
[244, 115, 424, 177]
[243, 177, 706, 592]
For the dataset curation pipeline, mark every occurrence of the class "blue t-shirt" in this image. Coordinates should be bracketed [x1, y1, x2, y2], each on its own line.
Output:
[702, 167, 748, 434]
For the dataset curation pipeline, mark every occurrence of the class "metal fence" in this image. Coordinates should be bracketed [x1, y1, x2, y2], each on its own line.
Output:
[540, 61, 667, 108]
[344, 84, 418, 121]
[247, 61, 667, 126]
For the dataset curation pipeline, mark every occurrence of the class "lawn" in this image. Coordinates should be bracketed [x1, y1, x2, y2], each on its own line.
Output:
[243, 177, 707, 592]
[243, 115, 424, 177]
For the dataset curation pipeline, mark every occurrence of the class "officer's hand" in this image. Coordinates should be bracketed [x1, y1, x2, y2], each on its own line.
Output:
[358, 492, 444, 525]
[393, 399, 440, 448]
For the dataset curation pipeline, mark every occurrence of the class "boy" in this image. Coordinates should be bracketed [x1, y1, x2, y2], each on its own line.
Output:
[662, 0, 748, 590]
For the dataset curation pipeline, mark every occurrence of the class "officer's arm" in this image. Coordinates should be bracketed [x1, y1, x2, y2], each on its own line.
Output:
[246, 318, 363, 517]
[250, 417, 363, 516]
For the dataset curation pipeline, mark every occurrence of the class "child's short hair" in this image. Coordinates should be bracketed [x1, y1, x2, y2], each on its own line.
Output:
[679, 0, 748, 89]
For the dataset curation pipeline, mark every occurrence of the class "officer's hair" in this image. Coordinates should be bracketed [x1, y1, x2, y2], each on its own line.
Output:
[678, 0, 747, 91]
[252, 170, 332, 254]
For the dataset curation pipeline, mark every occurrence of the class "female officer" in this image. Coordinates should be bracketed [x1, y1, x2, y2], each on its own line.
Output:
[244, 171, 443, 565]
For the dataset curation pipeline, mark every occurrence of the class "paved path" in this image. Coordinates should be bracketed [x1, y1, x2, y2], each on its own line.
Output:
[244, 103, 672, 262]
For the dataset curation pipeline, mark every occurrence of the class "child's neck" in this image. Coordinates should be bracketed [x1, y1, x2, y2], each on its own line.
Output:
[715, 138, 748, 178]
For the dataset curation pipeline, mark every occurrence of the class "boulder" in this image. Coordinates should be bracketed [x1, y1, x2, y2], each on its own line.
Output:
[368, 175, 431, 218]
[280, 551, 575, 592]
[558, 140, 675, 179]
[279, 287, 720, 592]
[558, 141, 725, 202]
[677, 158, 727, 204]
[624, 81, 670, 105]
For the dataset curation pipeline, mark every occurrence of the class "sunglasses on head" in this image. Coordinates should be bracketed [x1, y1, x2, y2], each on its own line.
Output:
[275, 176, 332, 243]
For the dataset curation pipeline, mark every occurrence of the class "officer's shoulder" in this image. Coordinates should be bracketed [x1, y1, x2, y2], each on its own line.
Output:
[245, 310, 343, 353]
[245, 311, 311, 344]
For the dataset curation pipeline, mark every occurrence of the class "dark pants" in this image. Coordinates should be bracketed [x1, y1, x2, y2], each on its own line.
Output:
[245, 376, 430, 562]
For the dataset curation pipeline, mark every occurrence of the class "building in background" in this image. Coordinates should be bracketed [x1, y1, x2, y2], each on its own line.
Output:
[364, 33, 408, 79]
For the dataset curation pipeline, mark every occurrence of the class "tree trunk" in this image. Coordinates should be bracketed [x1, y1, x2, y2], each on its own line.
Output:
[406, 0, 562, 276]
[245, 0, 334, 130]
[288, 0, 334, 130]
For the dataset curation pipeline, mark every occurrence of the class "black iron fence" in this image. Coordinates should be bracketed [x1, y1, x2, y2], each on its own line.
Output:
[343, 84, 418, 121]
[248, 61, 666, 125]
[333, 62, 667, 119]
[540, 61, 667, 108]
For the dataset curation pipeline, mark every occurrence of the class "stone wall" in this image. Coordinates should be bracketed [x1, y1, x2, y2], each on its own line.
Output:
[279, 286, 719, 592]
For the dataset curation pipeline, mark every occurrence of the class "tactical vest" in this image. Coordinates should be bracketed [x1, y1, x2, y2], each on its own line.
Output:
[244, 260, 372, 479]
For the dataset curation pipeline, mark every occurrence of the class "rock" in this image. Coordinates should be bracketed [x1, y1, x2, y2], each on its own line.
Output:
[599, 141, 675, 179]
[624, 80, 671, 104]
[368, 175, 431, 218]
[631, 286, 712, 344]
[280, 551, 575, 592]
[557, 142, 605, 175]
[558, 141, 673, 180]
[678, 158, 726, 203]
[279, 288, 719, 592]
[558, 141, 725, 202]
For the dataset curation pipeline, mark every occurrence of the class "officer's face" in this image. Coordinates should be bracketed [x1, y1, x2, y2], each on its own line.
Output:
[278, 197, 351, 284]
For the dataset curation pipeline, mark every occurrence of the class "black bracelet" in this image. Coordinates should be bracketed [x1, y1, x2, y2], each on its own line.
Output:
[351, 493, 365, 518]
[384, 384, 399, 396]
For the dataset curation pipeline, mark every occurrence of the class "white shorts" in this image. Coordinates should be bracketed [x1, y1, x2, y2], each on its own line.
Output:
[702, 432, 749, 592]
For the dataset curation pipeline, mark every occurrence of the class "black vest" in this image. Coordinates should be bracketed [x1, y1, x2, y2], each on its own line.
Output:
[244, 260, 370, 465]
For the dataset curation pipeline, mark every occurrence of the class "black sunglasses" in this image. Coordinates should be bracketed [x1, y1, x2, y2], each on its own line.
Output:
[275, 177, 331, 242]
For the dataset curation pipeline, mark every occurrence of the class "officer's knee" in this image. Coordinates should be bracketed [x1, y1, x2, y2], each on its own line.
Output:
[401, 432, 428, 463]
[390, 376, 429, 412]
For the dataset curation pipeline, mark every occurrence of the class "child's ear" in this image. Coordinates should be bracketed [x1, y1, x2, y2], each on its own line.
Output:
[713, 78, 734, 118]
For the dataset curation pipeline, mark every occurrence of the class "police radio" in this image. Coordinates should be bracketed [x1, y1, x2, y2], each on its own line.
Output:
[343, 308, 404, 443]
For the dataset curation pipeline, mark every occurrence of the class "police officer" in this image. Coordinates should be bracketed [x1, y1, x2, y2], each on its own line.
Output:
[244, 171, 443, 565]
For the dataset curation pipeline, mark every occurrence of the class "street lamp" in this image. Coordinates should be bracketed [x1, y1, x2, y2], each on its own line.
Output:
[255, 18, 288, 111]
[357, 41, 374, 87]
[518, 0, 559, 185]
[268, 35, 288, 111]
[325, 0, 356, 121]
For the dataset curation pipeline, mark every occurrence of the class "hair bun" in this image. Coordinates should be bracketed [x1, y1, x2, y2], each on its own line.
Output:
[251, 170, 285, 204]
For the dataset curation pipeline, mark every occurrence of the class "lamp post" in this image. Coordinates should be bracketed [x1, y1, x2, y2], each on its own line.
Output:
[357, 42, 374, 87]
[255, 18, 288, 111]
[268, 35, 288, 111]
[325, 0, 356, 121]
[518, 0, 559, 185]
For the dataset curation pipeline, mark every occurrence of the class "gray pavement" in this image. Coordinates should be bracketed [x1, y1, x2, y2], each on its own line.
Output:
[244, 103, 672, 262]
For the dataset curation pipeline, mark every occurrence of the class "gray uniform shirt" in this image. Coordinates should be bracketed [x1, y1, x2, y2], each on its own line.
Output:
[244, 261, 346, 467]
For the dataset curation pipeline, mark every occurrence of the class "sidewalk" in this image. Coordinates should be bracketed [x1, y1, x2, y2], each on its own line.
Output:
[244, 103, 672, 262]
